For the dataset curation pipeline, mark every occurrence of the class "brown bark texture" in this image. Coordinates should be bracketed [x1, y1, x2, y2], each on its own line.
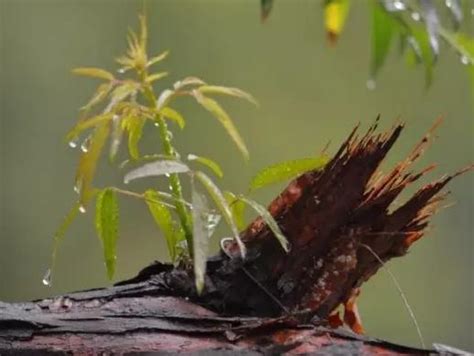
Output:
[1, 119, 471, 355]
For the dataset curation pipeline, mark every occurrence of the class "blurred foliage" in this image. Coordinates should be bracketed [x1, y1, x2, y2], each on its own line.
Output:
[262, 0, 474, 91]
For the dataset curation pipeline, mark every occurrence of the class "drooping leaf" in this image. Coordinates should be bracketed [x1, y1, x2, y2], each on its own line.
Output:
[192, 90, 249, 160]
[160, 107, 185, 129]
[125, 116, 146, 160]
[95, 188, 119, 280]
[224, 191, 246, 231]
[261, 0, 274, 22]
[72, 67, 115, 81]
[66, 113, 113, 143]
[156, 89, 175, 111]
[324, 0, 351, 44]
[110, 81, 140, 106]
[109, 115, 124, 162]
[191, 177, 210, 294]
[124, 159, 189, 184]
[76, 122, 110, 206]
[144, 189, 180, 262]
[188, 154, 223, 178]
[249, 156, 329, 191]
[173, 76, 206, 90]
[146, 72, 169, 84]
[147, 50, 169, 68]
[371, 1, 396, 77]
[119, 153, 174, 169]
[197, 85, 258, 106]
[194, 171, 246, 258]
[80, 82, 114, 113]
[420, 0, 440, 57]
[238, 196, 289, 253]
[410, 25, 436, 87]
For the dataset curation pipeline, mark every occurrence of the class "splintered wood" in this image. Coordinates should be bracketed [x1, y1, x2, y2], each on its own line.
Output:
[222, 118, 471, 331]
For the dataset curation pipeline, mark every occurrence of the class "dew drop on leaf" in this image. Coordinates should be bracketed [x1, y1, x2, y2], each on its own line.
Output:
[68, 140, 78, 148]
[79, 205, 87, 214]
[154, 122, 160, 127]
[460, 55, 470, 65]
[117, 68, 126, 74]
[411, 12, 421, 21]
[165, 173, 171, 178]
[366, 79, 377, 90]
[42, 269, 52, 287]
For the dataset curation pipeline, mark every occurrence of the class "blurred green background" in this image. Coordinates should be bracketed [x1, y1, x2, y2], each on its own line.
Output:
[0, 0, 472, 351]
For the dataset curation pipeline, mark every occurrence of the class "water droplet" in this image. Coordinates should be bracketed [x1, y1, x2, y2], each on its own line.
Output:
[167, 130, 174, 140]
[113, 114, 120, 121]
[79, 205, 86, 214]
[206, 213, 222, 237]
[366, 79, 376, 91]
[165, 173, 171, 178]
[460, 55, 470, 65]
[168, 185, 173, 191]
[73, 182, 81, 194]
[385, 0, 406, 11]
[117, 68, 126, 74]
[80, 143, 88, 153]
[411, 12, 420, 21]
[154, 122, 160, 127]
[68, 140, 78, 148]
[42, 269, 52, 287]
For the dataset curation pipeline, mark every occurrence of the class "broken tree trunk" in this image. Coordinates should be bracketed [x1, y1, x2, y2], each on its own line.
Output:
[1, 119, 471, 354]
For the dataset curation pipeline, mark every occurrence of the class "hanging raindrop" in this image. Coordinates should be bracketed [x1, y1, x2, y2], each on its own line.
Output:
[42, 269, 52, 287]
[411, 12, 421, 21]
[68, 140, 78, 148]
[79, 205, 87, 214]
[366, 79, 376, 91]
[117, 68, 126, 74]
[460, 55, 470, 65]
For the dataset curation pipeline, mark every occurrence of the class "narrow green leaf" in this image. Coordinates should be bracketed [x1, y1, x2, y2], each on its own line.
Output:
[160, 107, 185, 129]
[95, 188, 119, 280]
[410, 25, 435, 87]
[197, 85, 258, 106]
[124, 159, 189, 184]
[80, 82, 113, 112]
[147, 50, 169, 68]
[238, 196, 289, 253]
[66, 113, 113, 143]
[261, 0, 274, 22]
[249, 156, 329, 191]
[109, 115, 123, 162]
[72, 67, 115, 81]
[126, 116, 146, 160]
[144, 189, 179, 262]
[193, 90, 249, 160]
[119, 154, 174, 169]
[76, 122, 110, 206]
[191, 177, 210, 294]
[110, 81, 140, 106]
[146, 72, 169, 84]
[188, 154, 223, 178]
[224, 191, 246, 231]
[371, 1, 395, 77]
[173, 76, 206, 90]
[194, 171, 246, 258]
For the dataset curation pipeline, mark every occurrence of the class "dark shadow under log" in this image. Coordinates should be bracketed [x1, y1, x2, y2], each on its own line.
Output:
[1, 119, 471, 354]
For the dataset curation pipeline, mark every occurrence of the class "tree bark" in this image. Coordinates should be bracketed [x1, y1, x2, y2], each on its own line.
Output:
[1, 119, 471, 354]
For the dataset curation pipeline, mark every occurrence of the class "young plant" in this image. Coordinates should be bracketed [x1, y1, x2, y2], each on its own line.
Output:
[47, 15, 327, 292]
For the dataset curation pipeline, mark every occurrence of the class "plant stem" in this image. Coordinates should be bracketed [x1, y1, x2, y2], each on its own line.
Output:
[140, 75, 194, 256]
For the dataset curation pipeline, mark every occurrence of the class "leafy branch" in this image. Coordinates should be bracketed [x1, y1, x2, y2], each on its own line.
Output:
[47, 15, 327, 292]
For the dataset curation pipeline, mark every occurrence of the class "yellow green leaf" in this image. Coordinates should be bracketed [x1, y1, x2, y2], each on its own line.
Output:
[72, 67, 115, 81]
[193, 90, 249, 160]
[126, 116, 146, 160]
[147, 50, 169, 68]
[250, 156, 329, 191]
[238, 196, 289, 252]
[144, 189, 180, 262]
[160, 107, 185, 129]
[75, 122, 110, 206]
[80, 83, 113, 112]
[224, 191, 246, 231]
[197, 85, 258, 106]
[188, 154, 223, 178]
[324, 0, 351, 44]
[146, 72, 169, 84]
[66, 113, 113, 143]
[95, 188, 119, 280]
[194, 171, 246, 258]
